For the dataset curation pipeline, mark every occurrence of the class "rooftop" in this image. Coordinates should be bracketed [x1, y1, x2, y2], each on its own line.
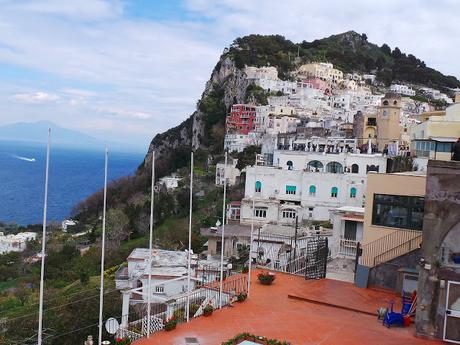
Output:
[200, 224, 251, 238]
[134, 270, 436, 345]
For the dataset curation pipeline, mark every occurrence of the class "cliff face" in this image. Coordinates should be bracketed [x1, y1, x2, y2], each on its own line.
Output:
[141, 55, 249, 176]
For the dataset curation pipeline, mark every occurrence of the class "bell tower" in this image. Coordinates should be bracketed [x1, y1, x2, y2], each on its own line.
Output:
[376, 93, 402, 151]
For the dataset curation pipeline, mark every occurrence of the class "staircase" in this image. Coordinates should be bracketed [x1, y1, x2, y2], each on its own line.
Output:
[360, 229, 422, 268]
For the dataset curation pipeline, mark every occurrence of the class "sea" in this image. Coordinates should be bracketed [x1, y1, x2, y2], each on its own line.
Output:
[0, 140, 145, 226]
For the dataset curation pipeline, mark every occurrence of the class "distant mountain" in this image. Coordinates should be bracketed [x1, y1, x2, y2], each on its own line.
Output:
[0, 121, 142, 152]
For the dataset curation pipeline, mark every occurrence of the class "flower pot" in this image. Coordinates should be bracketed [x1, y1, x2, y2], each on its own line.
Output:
[164, 323, 176, 331]
[203, 310, 213, 317]
[259, 279, 273, 285]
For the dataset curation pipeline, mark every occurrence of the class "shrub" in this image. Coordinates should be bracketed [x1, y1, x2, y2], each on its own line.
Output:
[189, 303, 199, 318]
[203, 303, 214, 316]
[164, 316, 177, 331]
[115, 338, 131, 345]
[237, 292, 247, 302]
[257, 271, 275, 285]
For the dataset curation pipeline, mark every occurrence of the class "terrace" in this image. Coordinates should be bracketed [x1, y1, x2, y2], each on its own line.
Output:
[134, 269, 437, 345]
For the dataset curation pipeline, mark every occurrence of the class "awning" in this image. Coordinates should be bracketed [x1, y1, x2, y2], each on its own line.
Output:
[342, 214, 364, 222]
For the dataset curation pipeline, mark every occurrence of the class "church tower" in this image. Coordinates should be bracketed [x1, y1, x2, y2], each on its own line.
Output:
[376, 93, 402, 151]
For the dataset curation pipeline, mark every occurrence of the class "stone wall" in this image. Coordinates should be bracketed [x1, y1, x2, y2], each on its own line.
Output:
[415, 160, 460, 340]
[368, 248, 421, 291]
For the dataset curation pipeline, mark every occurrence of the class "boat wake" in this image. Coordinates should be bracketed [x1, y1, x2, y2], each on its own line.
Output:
[11, 154, 36, 162]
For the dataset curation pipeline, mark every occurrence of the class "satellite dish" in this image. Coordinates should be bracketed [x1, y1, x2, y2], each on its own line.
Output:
[105, 317, 119, 335]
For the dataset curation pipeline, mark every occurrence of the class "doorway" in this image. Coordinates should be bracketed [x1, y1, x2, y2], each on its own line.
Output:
[444, 281, 460, 343]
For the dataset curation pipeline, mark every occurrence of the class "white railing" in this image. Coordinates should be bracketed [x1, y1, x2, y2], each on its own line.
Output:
[339, 237, 358, 257]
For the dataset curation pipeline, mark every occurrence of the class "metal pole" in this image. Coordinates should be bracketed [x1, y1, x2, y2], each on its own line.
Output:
[247, 155, 257, 297]
[219, 151, 228, 308]
[293, 216, 298, 260]
[98, 148, 109, 345]
[147, 150, 155, 337]
[37, 128, 51, 345]
[186, 152, 194, 322]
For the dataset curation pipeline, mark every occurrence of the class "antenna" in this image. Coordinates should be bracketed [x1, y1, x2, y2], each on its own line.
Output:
[37, 128, 51, 345]
[146, 150, 155, 337]
[219, 151, 228, 308]
[98, 148, 109, 345]
[186, 151, 194, 321]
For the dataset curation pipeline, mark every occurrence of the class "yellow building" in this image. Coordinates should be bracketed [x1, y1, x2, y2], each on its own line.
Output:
[362, 171, 427, 245]
[410, 96, 460, 161]
[376, 93, 402, 151]
[297, 62, 343, 84]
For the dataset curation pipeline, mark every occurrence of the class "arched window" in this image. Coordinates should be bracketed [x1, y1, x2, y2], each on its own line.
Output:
[309, 185, 316, 196]
[331, 187, 338, 198]
[282, 209, 297, 219]
[351, 164, 359, 174]
[383, 100, 389, 106]
[326, 162, 344, 174]
[307, 160, 324, 172]
[350, 187, 357, 198]
[255, 181, 262, 193]
[287, 160, 293, 170]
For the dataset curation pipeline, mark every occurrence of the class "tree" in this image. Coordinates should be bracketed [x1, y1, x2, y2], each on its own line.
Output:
[14, 285, 30, 306]
[106, 208, 130, 245]
[380, 43, 391, 55]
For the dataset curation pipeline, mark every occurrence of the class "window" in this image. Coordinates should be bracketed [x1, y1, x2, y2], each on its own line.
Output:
[282, 209, 296, 219]
[331, 187, 338, 198]
[216, 241, 222, 253]
[326, 162, 344, 174]
[350, 187, 357, 198]
[309, 185, 316, 196]
[436, 142, 453, 153]
[307, 160, 323, 172]
[286, 185, 296, 195]
[155, 285, 164, 293]
[366, 165, 379, 173]
[351, 164, 359, 174]
[372, 194, 425, 230]
[254, 207, 267, 218]
[287, 160, 293, 170]
[255, 181, 262, 193]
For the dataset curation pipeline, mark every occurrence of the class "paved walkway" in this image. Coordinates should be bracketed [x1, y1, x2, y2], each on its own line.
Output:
[135, 270, 438, 345]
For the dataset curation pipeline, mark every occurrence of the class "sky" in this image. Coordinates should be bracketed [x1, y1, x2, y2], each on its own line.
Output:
[0, 0, 458, 150]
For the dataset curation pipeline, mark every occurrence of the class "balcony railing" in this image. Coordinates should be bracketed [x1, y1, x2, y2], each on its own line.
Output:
[339, 237, 358, 257]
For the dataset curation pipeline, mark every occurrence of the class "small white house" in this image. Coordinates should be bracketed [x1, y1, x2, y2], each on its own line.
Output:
[62, 219, 77, 232]
[158, 174, 182, 190]
[0, 232, 37, 255]
[215, 159, 241, 186]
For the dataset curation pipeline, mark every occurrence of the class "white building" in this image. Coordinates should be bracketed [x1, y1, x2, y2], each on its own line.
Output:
[115, 248, 198, 301]
[297, 62, 344, 84]
[330, 206, 364, 258]
[244, 66, 278, 80]
[0, 232, 37, 255]
[61, 219, 77, 232]
[158, 174, 182, 190]
[215, 158, 241, 186]
[224, 132, 259, 153]
[389, 84, 416, 96]
[240, 150, 387, 225]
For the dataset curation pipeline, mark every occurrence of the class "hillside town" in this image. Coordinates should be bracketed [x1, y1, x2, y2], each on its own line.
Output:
[1, 32, 460, 345]
[101, 62, 460, 344]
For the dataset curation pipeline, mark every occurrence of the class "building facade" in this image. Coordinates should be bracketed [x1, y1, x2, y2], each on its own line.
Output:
[240, 150, 387, 225]
[226, 104, 256, 135]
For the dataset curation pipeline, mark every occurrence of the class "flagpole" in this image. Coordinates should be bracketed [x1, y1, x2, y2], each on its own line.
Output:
[147, 150, 155, 337]
[98, 148, 109, 345]
[37, 128, 51, 345]
[219, 151, 228, 308]
[247, 153, 257, 297]
[186, 151, 194, 322]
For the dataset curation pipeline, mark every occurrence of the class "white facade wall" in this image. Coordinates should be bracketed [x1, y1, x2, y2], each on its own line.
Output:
[215, 160, 241, 186]
[240, 151, 386, 225]
[0, 232, 37, 255]
[389, 84, 416, 96]
[224, 133, 259, 152]
[255, 78, 297, 94]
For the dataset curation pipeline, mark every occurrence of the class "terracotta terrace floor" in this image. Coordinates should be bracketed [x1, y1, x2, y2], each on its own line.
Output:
[135, 270, 439, 345]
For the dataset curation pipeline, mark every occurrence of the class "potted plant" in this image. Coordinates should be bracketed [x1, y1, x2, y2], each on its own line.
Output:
[258, 271, 275, 285]
[164, 316, 177, 331]
[203, 303, 214, 316]
[242, 266, 249, 274]
[237, 292, 247, 302]
[115, 338, 132, 345]
[189, 303, 199, 318]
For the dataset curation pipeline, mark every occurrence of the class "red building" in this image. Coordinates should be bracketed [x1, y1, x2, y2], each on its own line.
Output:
[226, 104, 256, 135]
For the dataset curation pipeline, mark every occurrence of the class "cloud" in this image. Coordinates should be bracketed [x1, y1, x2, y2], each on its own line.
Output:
[0, 0, 458, 148]
[13, 91, 60, 103]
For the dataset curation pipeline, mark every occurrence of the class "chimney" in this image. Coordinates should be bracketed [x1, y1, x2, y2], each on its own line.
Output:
[455, 92, 460, 103]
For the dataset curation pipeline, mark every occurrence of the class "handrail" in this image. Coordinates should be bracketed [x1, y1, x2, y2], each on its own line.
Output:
[360, 229, 421, 267]
[373, 234, 422, 266]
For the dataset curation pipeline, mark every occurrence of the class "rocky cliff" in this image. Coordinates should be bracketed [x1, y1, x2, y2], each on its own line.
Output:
[141, 55, 249, 177]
